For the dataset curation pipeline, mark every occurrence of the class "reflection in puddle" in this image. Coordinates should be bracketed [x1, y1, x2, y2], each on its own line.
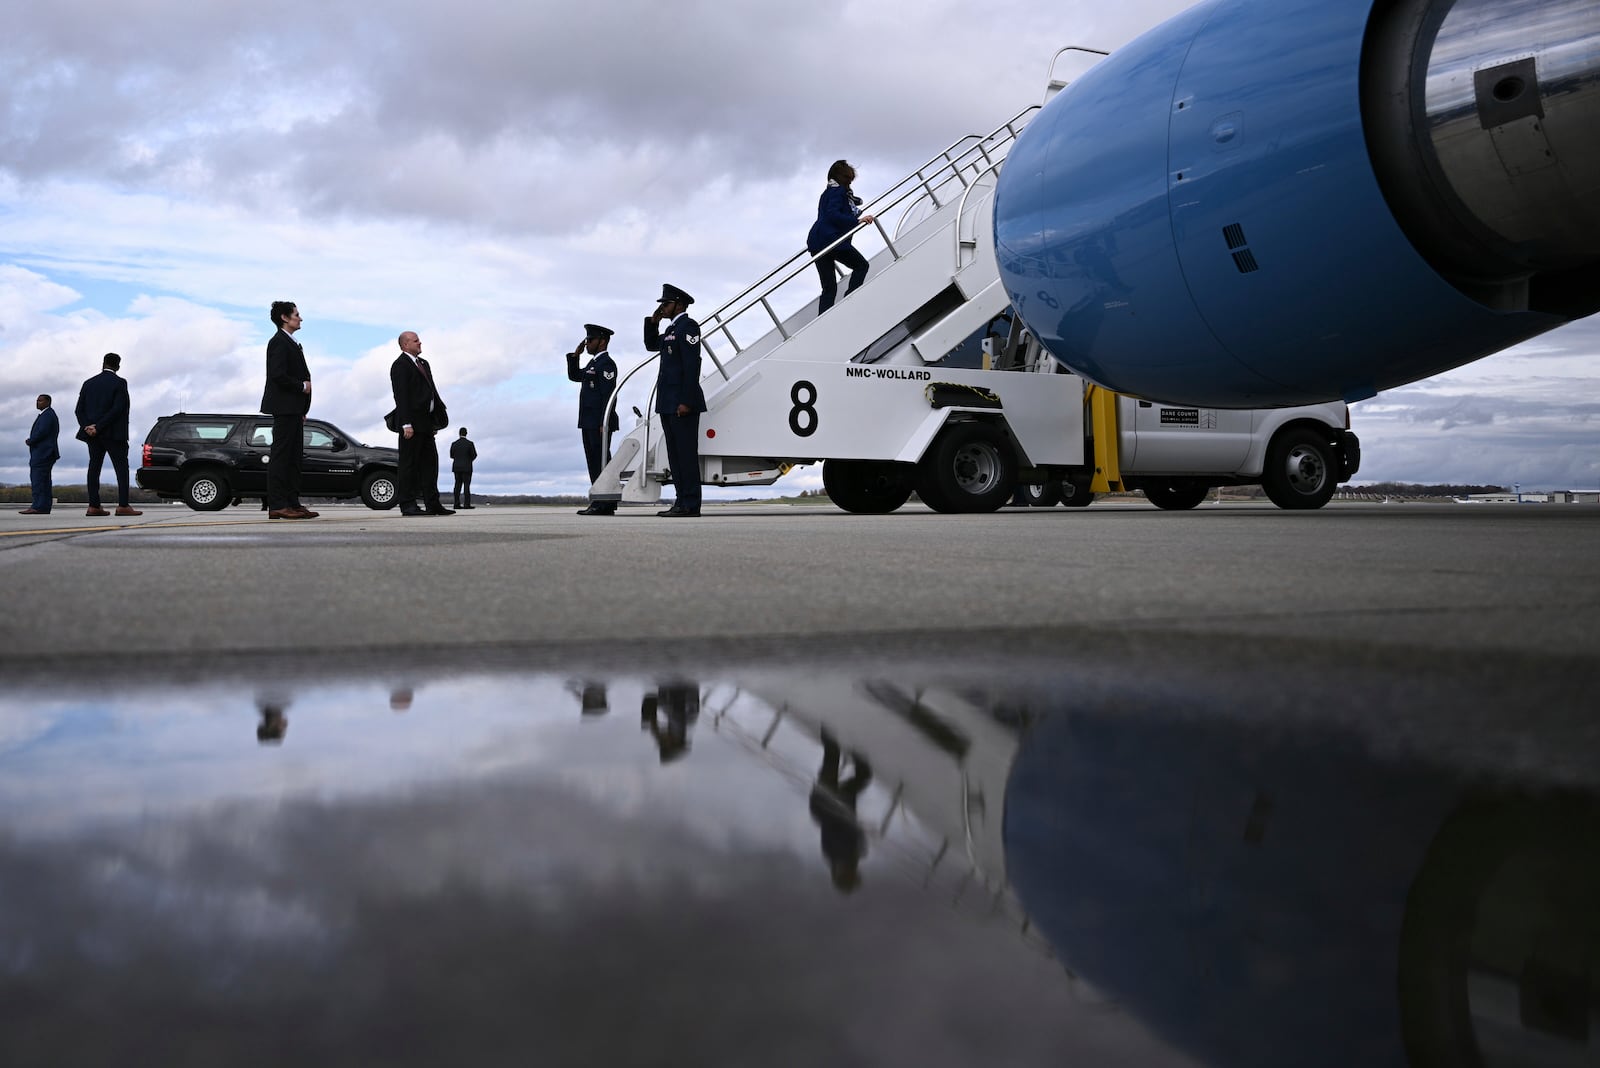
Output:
[0, 659, 1594, 1066]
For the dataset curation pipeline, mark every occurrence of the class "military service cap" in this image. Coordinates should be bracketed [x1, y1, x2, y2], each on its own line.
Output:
[584, 323, 614, 339]
[657, 283, 694, 306]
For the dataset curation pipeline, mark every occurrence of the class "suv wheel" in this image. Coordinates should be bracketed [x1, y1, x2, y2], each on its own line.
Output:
[182, 469, 231, 512]
[361, 469, 399, 510]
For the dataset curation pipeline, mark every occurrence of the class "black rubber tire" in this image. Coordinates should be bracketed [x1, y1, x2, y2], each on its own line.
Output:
[1060, 476, 1094, 507]
[361, 468, 400, 510]
[1022, 481, 1062, 508]
[182, 468, 231, 512]
[1142, 480, 1210, 510]
[914, 422, 1016, 514]
[822, 459, 914, 514]
[1261, 428, 1338, 510]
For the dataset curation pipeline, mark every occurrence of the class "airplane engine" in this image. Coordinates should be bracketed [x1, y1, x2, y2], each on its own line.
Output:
[992, 0, 1600, 407]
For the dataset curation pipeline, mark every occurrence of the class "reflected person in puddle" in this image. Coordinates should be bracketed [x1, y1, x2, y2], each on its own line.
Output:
[641, 683, 699, 763]
[570, 680, 609, 718]
[256, 703, 289, 745]
[810, 729, 873, 894]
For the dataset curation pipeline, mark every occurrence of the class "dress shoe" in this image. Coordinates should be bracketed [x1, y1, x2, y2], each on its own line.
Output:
[661, 509, 700, 518]
[399, 507, 427, 516]
[114, 506, 144, 517]
[18, 508, 48, 515]
[460, 504, 475, 509]
[286, 506, 319, 519]
[85, 506, 110, 516]
[576, 504, 615, 516]
[425, 505, 455, 516]
[269, 508, 310, 520]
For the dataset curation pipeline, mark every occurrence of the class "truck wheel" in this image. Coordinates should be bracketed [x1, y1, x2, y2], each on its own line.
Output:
[915, 422, 1016, 513]
[1060, 476, 1095, 507]
[1262, 428, 1338, 510]
[182, 468, 231, 511]
[361, 469, 400, 510]
[822, 460, 914, 514]
[1022, 481, 1062, 507]
[1142, 480, 1209, 510]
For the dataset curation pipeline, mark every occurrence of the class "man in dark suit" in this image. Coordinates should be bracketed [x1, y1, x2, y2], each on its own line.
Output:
[74, 353, 141, 517]
[568, 323, 620, 516]
[390, 331, 453, 516]
[643, 284, 706, 518]
[449, 427, 477, 509]
[21, 393, 60, 515]
[260, 301, 318, 520]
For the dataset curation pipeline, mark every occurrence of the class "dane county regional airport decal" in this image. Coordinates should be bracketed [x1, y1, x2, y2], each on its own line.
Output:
[1160, 408, 1218, 428]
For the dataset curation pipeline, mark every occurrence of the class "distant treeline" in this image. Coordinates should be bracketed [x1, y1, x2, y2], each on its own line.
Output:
[1344, 481, 1509, 496]
[1, 484, 161, 504]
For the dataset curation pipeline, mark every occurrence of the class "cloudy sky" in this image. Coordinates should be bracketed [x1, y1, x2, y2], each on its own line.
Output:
[2, 0, 1596, 495]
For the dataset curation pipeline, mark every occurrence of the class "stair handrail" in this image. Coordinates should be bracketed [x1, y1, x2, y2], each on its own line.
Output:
[953, 157, 1005, 267]
[598, 104, 1041, 451]
[695, 105, 1040, 362]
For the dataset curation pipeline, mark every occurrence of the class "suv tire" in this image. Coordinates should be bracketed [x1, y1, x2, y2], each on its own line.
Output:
[182, 468, 231, 512]
[361, 469, 400, 510]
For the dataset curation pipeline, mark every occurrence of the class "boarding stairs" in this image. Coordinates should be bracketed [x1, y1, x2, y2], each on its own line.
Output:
[696, 677, 1054, 954]
[591, 49, 1109, 505]
[591, 113, 1037, 503]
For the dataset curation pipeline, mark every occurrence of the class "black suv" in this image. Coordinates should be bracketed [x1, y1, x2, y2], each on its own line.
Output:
[136, 414, 400, 511]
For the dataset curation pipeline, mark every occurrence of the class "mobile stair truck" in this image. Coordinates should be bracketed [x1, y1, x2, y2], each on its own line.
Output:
[590, 52, 1360, 515]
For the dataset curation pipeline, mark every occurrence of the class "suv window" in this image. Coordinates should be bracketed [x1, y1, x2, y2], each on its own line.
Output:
[249, 424, 339, 449]
[163, 420, 236, 443]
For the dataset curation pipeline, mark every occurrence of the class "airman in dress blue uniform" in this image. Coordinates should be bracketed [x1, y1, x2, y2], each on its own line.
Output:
[569, 323, 621, 516]
[643, 283, 706, 518]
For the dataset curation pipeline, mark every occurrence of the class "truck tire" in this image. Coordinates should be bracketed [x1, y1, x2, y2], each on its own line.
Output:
[361, 468, 400, 510]
[182, 468, 231, 511]
[1262, 428, 1338, 510]
[823, 459, 914, 514]
[1022, 481, 1062, 507]
[915, 422, 1016, 514]
[1142, 480, 1210, 510]
[1061, 476, 1095, 507]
